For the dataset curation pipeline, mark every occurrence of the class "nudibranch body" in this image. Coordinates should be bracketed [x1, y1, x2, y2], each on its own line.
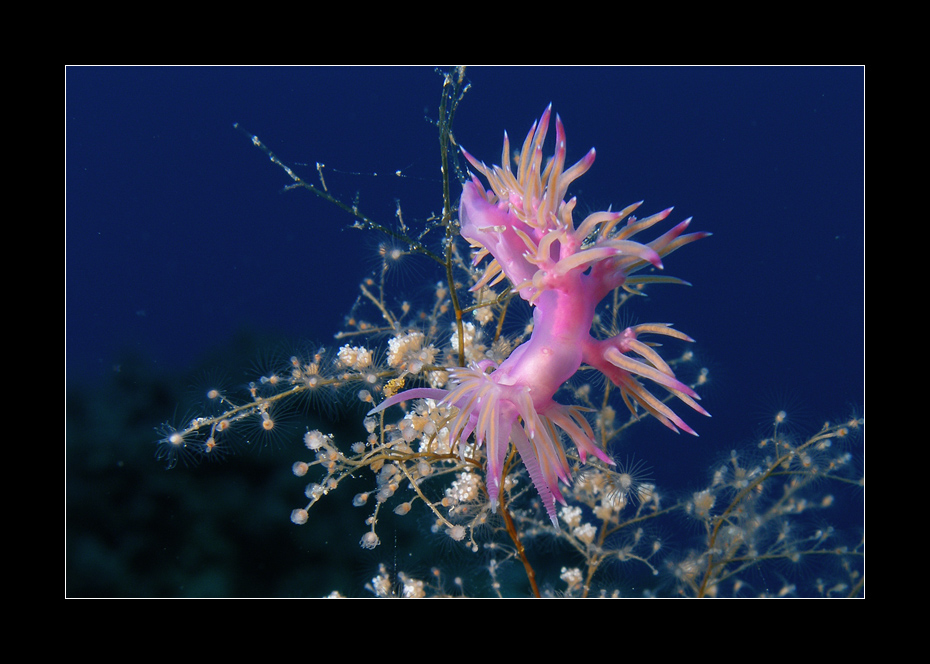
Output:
[371, 106, 709, 526]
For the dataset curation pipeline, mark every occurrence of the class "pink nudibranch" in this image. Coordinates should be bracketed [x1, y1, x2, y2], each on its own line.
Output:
[370, 106, 710, 527]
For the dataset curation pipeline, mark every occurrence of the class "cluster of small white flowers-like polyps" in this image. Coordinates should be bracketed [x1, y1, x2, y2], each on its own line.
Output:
[560, 566, 583, 592]
[337, 344, 373, 370]
[391, 399, 456, 454]
[387, 331, 436, 373]
[367, 566, 392, 596]
[419, 426, 455, 456]
[449, 321, 487, 363]
[446, 471, 481, 504]
[304, 429, 329, 450]
[572, 523, 598, 546]
[688, 489, 716, 519]
[559, 505, 583, 529]
[399, 573, 426, 598]
[426, 367, 449, 389]
[471, 286, 495, 325]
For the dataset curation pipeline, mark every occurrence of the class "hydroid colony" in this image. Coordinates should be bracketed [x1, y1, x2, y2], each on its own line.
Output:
[157, 69, 863, 597]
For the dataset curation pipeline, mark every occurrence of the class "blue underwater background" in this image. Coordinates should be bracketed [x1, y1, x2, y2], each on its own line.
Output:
[66, 66, 864, 597]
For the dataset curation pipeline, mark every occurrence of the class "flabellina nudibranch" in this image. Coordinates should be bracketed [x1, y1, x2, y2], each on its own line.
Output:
[370, 106, 710, 527]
